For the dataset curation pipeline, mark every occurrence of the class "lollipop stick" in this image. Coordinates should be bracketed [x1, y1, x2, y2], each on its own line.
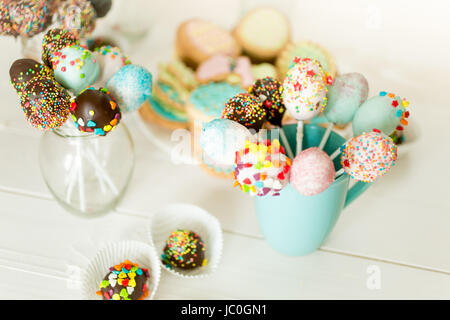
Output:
[76, 143, 86, 212]
[85, 149, 119, 195]
[330, 147, 342, 161]
[335, 168, 345, 178]
[318, 122, 334, 150]
[296, 121, 304, 155]
[278, 127, 294, 159]
[66, 157, 79, 204]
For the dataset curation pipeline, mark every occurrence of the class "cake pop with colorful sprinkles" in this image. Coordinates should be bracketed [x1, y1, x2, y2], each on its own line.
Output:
[51, 45, 100, 94]
[0, 0, 52, 38]
[341, 130, 398, 183]
[248, 77, 285, 127]
[9, 58, 53, 94]
[233, 139, 292, 197]
[200, 118, 255, 167]
[106, 64, 153, 112]
[221, 93, 266, 131]
[54, 0, 97, 38]
[352, 92, 410, 137]
[70, 87, 121, 136]
[323, 73, 369, 126]
[282, 57, 331, 121]
[20, 76, 71, 130]
[93, 45, 131, 87]
[42, 28, 79, 68]
[97, 260, 150, 300]
[290, 147, 335, 196]
[162, 230, 207, 270]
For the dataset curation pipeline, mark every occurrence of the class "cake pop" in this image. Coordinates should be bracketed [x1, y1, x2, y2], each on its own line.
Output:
[0, 0, 52, 38]
[9, 58, 53, 94]
[233, 139, 291, 197]
[93, 45, 131, 87]
[20, 76, 71, 130]
[161, 230, 207, 270]
[54, 0, 97, 38]
[42, 28, 79, 68]
[290, 147, 335, 196]
[282, 57, 332, 154]
[318, 73, 369, 150]
[340, 130, 398, 183]
[97, 260, 150, 300]
[248, 77, 294, 158]
[221, 93, 266, 131]
[70, 87, 121, 136]
[200, 118, 254, 167]
[88, 0, 112, 18]
[352, 92, 410, 137]
[106, 64, 153, 112]
[51, 45, 100, 94]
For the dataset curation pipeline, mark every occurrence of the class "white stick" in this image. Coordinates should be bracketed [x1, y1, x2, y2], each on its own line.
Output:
[77, 143, 86, 212]
[91, 140, 106, 194]
[318, 122, 334, 150]
[296, 121, 304, 155]
[335, 168, 345, 178]
[85, 149, 119, 195]
[330, 147, 342, 161]
[278, 127, 294, 159]
[66, 156, 79, 204]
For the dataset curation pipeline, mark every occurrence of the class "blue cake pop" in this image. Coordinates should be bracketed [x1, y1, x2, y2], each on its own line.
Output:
[106, 64, 153, 112]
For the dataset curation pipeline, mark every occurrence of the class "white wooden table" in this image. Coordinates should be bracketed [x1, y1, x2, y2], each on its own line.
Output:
[0, 0, 449, 299]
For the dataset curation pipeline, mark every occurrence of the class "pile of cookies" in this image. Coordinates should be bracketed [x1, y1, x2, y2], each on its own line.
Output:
[139, 7, 337, 131]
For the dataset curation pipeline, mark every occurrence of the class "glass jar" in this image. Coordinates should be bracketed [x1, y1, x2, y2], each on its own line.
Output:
[39, 122, 135, 217]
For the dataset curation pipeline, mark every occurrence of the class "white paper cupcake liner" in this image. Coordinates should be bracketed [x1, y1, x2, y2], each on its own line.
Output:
[148, 203, 223, 278]
[81, 240, 161, 300]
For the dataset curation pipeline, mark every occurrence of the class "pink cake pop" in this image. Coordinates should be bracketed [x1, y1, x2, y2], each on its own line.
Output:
[290, 147, 335, 196]
[340, 130, 398, 183]
[233, 139, 292, 197]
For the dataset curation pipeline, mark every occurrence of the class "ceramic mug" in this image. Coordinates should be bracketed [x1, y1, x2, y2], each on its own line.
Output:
[254, 124, 371, 256]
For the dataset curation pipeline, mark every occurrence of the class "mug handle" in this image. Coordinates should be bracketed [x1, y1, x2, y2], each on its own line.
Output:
[344, 181, 371, 208]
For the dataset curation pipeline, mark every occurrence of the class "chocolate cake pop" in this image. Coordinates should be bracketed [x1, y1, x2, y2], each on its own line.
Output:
[97, 260, 150, 300]
[9, 58, 53, 94]
[88, 0, 112, 18]
[248, 77, 285, 127]
[233, 139, 292, 197]
[341, 130, 398, 183]
[20, 77, 71, 130]
[70, 87, 121, 136]
[0, 0, 52, 38]
[221, 93, 266, 131]
[161, 230, 207, 270]
[290, 147, 335, 196]
[42, 28, 79, 68]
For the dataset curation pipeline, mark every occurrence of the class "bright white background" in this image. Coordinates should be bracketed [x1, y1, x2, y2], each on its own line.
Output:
[0, 0, 448, 299]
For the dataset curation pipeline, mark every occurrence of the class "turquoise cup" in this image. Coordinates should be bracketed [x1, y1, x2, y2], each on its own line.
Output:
[254, 124, 371, 256]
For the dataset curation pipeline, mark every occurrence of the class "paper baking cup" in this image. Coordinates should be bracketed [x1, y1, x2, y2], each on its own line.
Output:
[81, 240, 161, 300]
[148, 203, 223, 278]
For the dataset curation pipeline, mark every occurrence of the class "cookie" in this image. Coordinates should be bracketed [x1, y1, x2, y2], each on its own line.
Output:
[166, 59, 198, 91]
[251, 63, 278, 80]
[153, 81, 186, 113]
[276, 41, 337, 79]
[176, 19, 241, 69]
[139, 97, 188, 130]
[234, 7, 290, 62]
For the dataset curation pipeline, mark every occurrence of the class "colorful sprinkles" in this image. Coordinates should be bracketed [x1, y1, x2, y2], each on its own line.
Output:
[162, 230, 207, 269]
[233, 139, 292, 197]
[54, 0, 96, 38]
[42, 28, 79, 67]
[282, 57, 331, 121]
[248, 77, 285, 127]
[379, 91, 410, 131]
[341, 130, 398, 183]
[221, 93, 266, 131]
[96, 260, 150, 300]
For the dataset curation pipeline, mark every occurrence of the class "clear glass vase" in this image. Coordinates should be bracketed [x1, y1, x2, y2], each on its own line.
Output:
[39, 122, 135, 217]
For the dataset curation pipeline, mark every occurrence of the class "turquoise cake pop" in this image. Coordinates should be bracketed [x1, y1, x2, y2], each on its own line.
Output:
[352, 92, 410, 137]
[50, 45, 99, 94]
[106, 64, 153, 112]
[323, 73, 368, 126]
